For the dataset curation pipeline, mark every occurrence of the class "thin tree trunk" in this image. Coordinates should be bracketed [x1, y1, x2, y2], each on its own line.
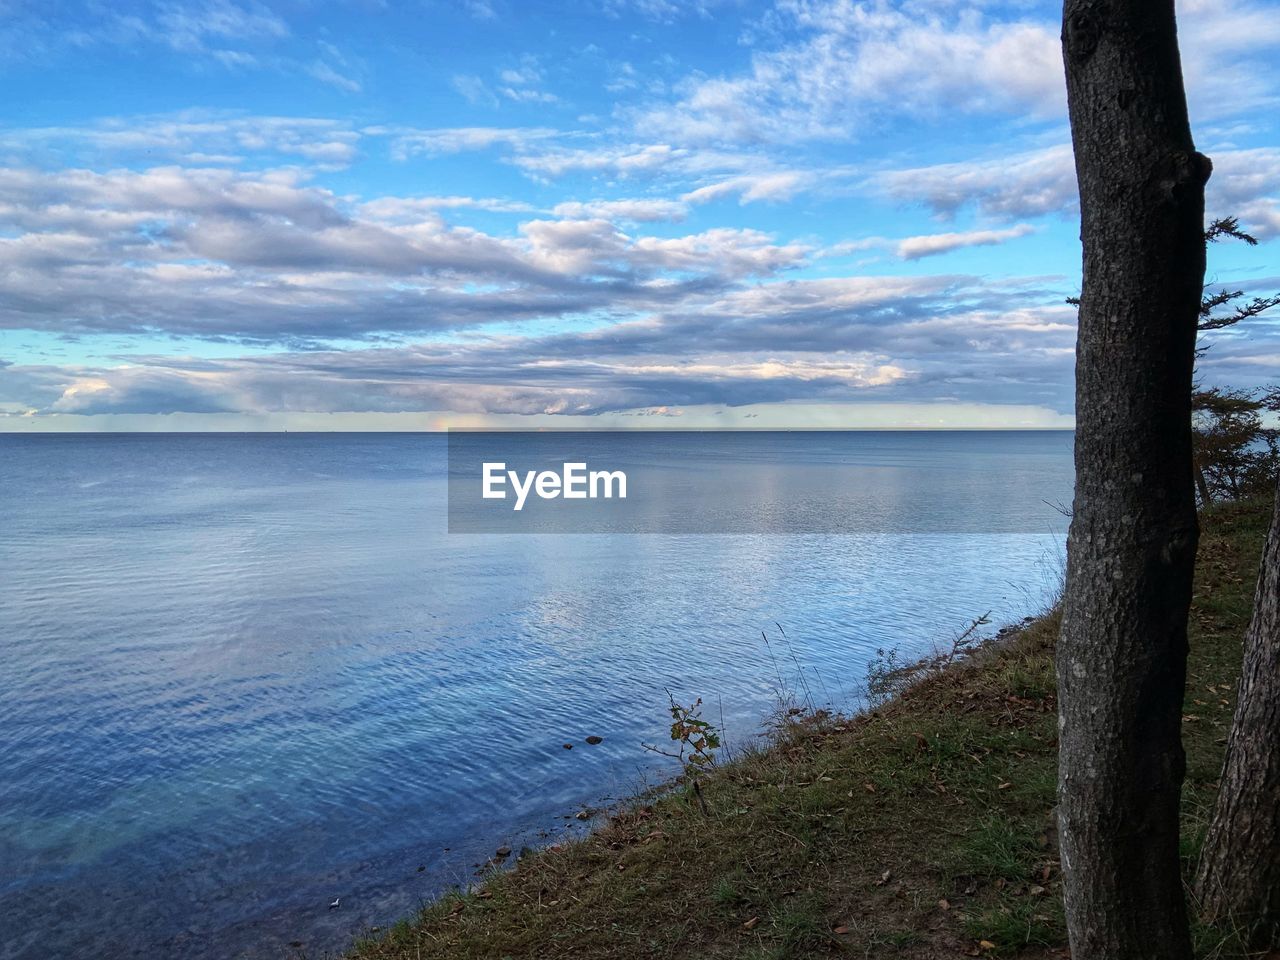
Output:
[1194, 481, 1280, 947]
[1057, 2, 1211, 958]
[1195, 455, 1213, 507]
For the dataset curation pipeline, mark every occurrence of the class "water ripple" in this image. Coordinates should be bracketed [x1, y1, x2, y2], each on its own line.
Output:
[0, 433, 1070, 960]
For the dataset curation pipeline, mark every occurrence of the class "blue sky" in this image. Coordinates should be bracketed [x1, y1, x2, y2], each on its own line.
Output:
[0, 0, 1277, 430]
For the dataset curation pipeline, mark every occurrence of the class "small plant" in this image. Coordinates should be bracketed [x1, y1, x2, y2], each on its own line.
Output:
[761, 623, 820, 714]
[644, 692, 721, 773]
[865, 611, 993, 707]
[866, 645, 907, 708]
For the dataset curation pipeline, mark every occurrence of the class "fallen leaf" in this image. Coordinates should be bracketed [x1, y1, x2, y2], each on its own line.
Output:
[875, 869, 892, 886]
[938, 898, 952, 910]
[833, 925, 849, 935]
[980, 940, 996, 951]
[742, 916, 760, 930]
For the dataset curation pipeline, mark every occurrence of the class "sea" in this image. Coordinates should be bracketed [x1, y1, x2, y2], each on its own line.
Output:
[0, 431, 1073, 959]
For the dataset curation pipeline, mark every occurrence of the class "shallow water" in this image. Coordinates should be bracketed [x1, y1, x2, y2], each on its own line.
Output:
[0, 432, 1071, 959]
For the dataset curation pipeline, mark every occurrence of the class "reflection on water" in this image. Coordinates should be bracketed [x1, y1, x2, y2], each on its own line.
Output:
[0, 432, 1071, 959]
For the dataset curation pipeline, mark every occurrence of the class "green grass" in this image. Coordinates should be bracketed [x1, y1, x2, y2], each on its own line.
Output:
[346, 497, 1272, 960]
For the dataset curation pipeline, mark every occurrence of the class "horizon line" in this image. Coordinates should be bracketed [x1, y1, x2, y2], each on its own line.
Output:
[0, 426, 1078, 435]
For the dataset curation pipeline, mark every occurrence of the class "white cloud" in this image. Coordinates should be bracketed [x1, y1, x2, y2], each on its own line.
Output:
[880, 142, 1280, 236]
[683, 171, 812, 204]
[0, 163, 822, 344]
[500, 86, 559, 104]
[1180, 0, 1280, 120]
[607, 356, 909, 387]
[628, 228, 812, 278]
[512, 143, 685, 178]
[465, 0, 498, 20]
[603, 0, 735, 22]
[1236, 198, 1280, 241]
[519, 217, 630, 273]
[306, 60, 361, 94]
[702, 273, 962, 320]
[0, 275, 1095, 420]
[495, 58, 559, 103]
[632, 0, 1280, 148]
[880, 145, 1077, 220]
[151, 0, 289, 51]
[896, 224, 1035, 260]
[0, 1, 374, 97]
[377, 126, 559, 159]
[1, 114, 363, 168]
[451, 74, 499, 108]
[361, 196, 537, 219]
[636, 1, 1064, 144]
[4, 1, 1277, 428]
[551, 198, 688, 222]
[1205, 147, 1280, 239]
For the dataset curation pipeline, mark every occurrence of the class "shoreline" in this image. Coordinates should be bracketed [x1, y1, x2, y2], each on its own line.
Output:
[347, 497, 1270, 960]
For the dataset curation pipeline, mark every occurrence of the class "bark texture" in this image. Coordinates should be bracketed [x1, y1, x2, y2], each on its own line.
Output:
[1057, 2, 1210, 958]
[1193, 481, 1280, 947]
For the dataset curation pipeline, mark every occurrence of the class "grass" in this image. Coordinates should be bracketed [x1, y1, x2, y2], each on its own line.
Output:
[347, 497, 1272, 960]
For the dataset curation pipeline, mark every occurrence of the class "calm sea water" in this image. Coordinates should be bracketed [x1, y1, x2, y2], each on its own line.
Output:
[0, 432, 1072, 959]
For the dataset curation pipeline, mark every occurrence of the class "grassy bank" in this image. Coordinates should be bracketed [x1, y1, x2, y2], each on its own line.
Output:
[351, 498, 1271, 960]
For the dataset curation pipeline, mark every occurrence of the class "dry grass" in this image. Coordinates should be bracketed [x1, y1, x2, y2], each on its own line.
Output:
[346, 497, 1271, 960]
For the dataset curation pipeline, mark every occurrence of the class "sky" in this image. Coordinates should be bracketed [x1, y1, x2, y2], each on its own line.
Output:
[0, 0, 1277, 431]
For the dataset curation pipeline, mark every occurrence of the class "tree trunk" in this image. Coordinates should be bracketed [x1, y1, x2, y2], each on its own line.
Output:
[1194, 481, 1280, 947]
[1194, 455, 1213, 507]
[1057, 2, 1211, 959]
